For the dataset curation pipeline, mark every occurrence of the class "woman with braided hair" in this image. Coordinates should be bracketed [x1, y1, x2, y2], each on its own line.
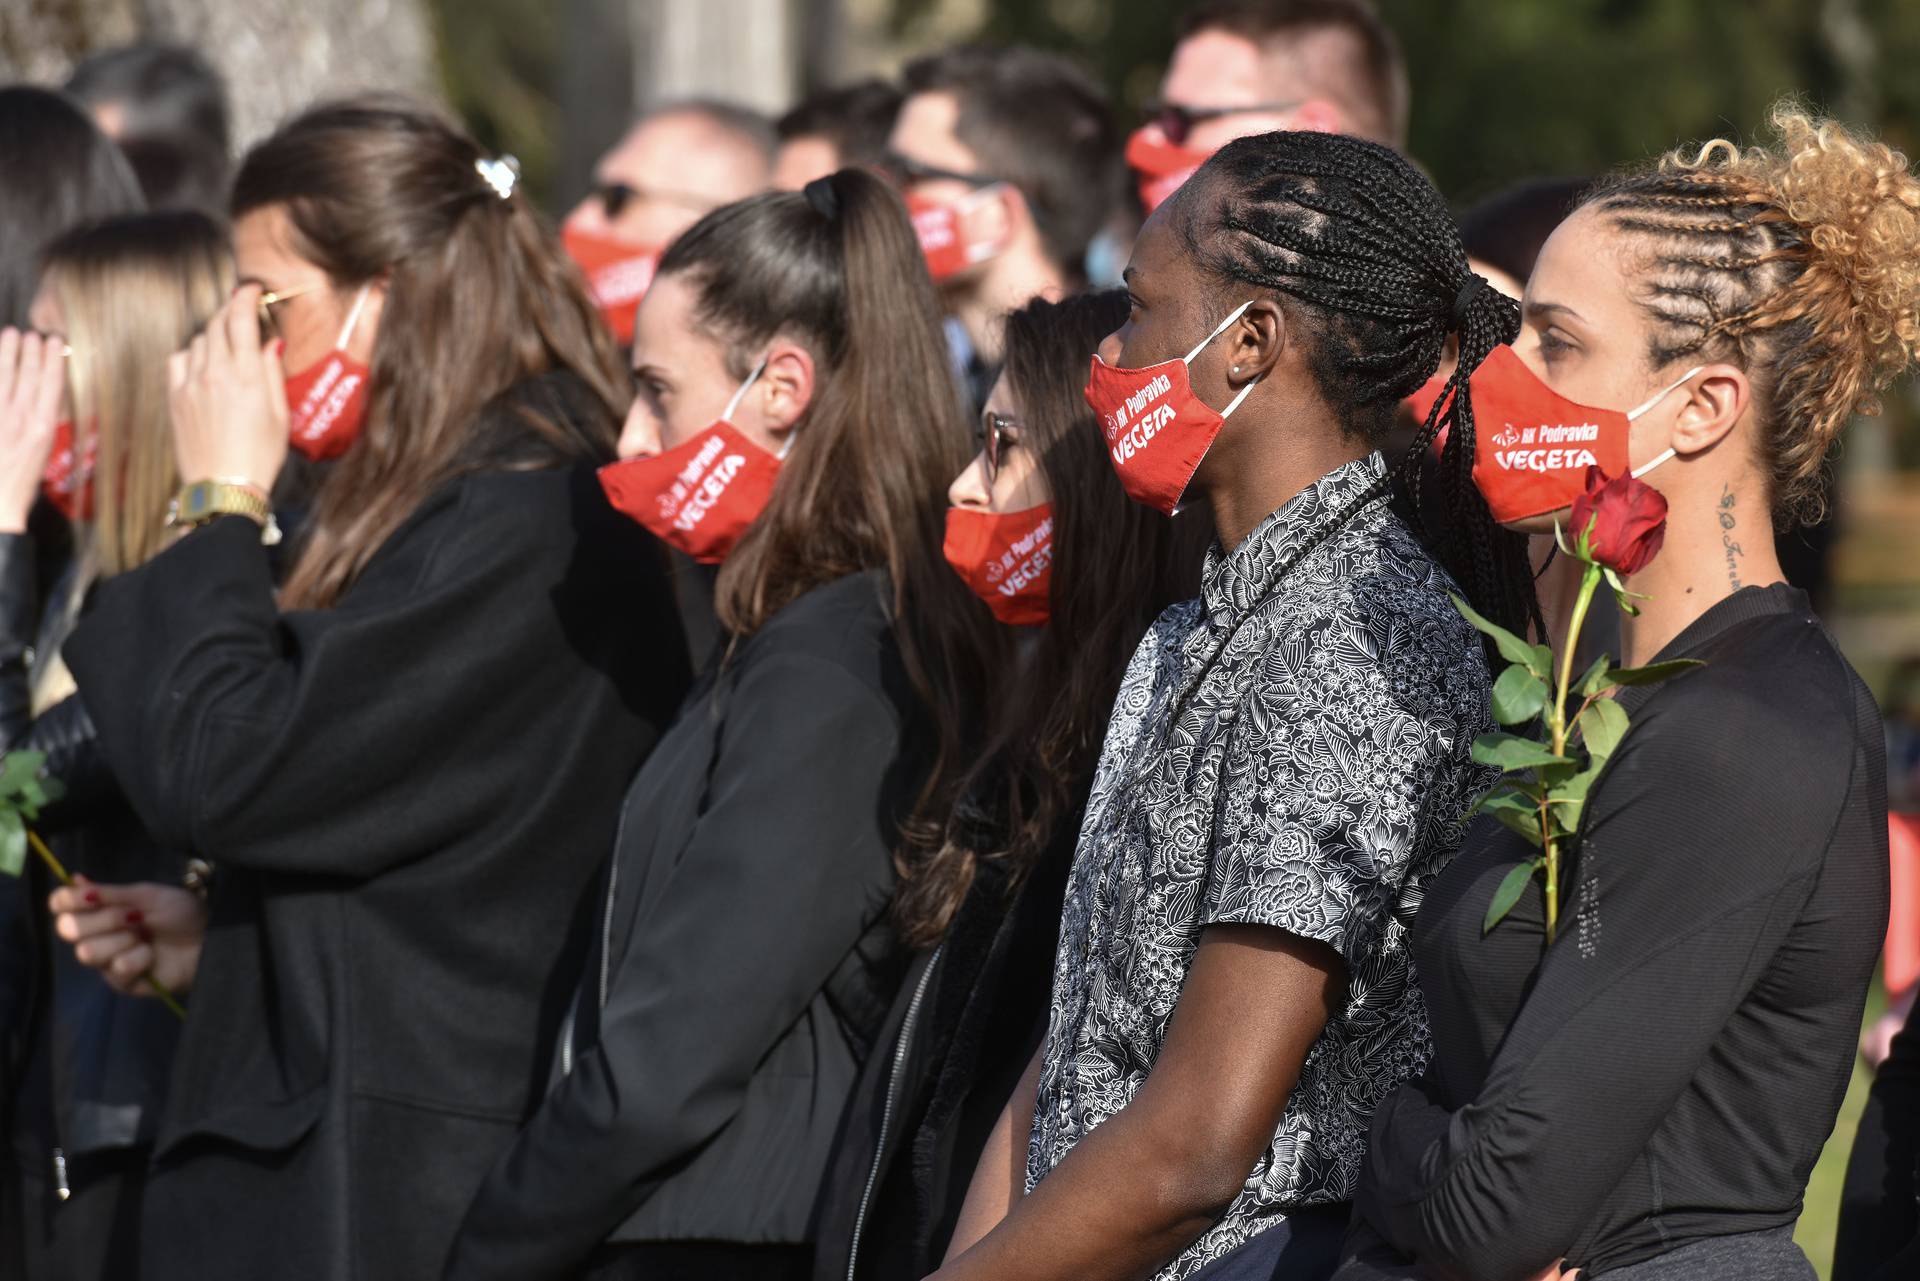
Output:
[926, 129, 1522, 1281]
[1343, 103, 1916, 1281]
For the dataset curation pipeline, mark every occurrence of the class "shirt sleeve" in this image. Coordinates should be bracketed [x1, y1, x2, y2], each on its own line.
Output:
[1201, 607, 1477, 970]
[442, 650, 906, 1281]
[64, 482, 671, 881]
[1354, 682, 1863, 1281]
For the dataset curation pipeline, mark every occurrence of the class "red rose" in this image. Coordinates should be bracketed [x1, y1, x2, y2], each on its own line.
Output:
[1569, 466, 1668, 575]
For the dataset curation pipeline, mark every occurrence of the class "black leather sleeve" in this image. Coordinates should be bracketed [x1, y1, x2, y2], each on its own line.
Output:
[0, 533, 37, 755]
[0, 533, 114, 833]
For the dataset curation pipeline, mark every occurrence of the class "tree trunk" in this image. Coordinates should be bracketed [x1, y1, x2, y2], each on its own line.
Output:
[0, 0, 437, 148]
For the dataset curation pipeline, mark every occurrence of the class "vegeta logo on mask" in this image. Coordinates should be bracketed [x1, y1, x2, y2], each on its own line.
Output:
[1083, 302, 1259, 516]
[1466, 344, 1701, 525]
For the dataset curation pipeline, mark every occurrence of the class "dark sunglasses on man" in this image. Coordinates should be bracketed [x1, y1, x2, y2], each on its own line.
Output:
[1143, 100, 1302, 147]
[878, 151, 1010, 192]
[593, 180, 721, 222]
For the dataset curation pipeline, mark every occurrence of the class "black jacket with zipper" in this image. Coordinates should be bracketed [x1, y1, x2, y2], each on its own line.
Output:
[444, 568, 924, 1281]
[810, 810, 1075, 1281]
[0, 532, 187, 1194]
[62, 374, 692, 1281]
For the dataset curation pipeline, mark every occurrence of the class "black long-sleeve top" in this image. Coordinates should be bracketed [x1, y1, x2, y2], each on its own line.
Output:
[1345, 584, 1888, 1280]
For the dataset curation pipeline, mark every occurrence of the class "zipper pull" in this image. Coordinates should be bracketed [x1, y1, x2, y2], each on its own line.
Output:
[52, 1148, 69, 1201]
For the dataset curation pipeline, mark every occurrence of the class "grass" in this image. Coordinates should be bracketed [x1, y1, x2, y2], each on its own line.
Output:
[1795, 978, 1889, 1278]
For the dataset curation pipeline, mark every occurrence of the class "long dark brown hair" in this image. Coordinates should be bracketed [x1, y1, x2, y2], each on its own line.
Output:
[232, 97, 631, 608]
[659, 167, 1001, 857]
[893, 291, 1208, 947]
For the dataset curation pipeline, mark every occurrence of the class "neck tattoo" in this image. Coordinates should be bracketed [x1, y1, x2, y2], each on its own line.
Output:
[1717, 484, 1744, 591]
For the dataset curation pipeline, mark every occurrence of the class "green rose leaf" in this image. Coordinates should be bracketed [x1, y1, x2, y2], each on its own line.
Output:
[1491, 664, 1549, 726]
[1546, 763, 1603, 834]
[1450, 595, 1551, 680]
[1484, 860, 1538, 934]
[0, 750, 44, 797]
[1474, 786, 1544, 844]
[1578, 698, 1629, 764]
[1575, 655, 1614, 698]
[1471, 732, 1574, 772]
[0, 809, 23, 879]
[1605, 659, 1707, 687]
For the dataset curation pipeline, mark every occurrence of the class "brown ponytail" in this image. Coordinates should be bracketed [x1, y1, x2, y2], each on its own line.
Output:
[1587, 101, 1920, 523]
[232, 96, 631, 608]
[659, 167, 1001, 863]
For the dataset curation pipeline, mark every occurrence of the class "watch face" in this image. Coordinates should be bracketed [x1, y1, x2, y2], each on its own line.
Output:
[184, 486, 210, 519]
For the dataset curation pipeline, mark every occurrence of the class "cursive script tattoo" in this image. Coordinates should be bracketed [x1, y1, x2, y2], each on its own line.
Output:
[1717, 485, 1743, 590]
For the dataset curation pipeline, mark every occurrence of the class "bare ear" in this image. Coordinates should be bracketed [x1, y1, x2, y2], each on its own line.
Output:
[970, 183, 1024, 257]
[1221, 299, 1288, 388]
[757, 341, 815, 437]
[1670, 364, 1749, 458]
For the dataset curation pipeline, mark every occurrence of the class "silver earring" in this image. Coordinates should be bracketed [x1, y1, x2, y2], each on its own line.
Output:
[1231, 365, 1241, 375]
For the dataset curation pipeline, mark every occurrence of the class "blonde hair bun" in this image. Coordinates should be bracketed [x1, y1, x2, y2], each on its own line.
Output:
[1665, 101, 1920, 417]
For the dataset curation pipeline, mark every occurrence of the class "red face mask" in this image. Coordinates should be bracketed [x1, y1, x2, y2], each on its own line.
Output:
[562, 226, 661, 345]
[284, 285, 373, 462]
[42, 419, 95, 521]
[1126, 125, 1212, 214]
[943, 503, 1053, 626]
[1083, 301, 1258, 517]
[907, 186, 1007, 282]
[1466, 344, 1700, 526]
[597, 361, 778, 564]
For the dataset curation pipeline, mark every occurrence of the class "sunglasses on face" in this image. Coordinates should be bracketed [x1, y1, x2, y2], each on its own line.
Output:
[976, 408, 1021, 487]
[594, 181, 720, 222]
[879, 151, 1007, 192]
[1144, 100, 1303, 147]
[254, 283, 322, 343]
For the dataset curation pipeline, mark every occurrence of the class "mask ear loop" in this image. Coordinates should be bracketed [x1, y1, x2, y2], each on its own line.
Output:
[1184, 300, 1263, 418]
[334, 284, 373, 350]
[1626, 364, 1704, 479]
[722, 357, 787, 457]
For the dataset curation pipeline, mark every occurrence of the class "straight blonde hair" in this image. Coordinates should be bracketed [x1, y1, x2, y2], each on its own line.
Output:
[43, 210, 233, 581]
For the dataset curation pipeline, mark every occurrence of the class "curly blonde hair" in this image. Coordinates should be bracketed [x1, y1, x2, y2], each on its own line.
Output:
[1585, 101, 1920, 523]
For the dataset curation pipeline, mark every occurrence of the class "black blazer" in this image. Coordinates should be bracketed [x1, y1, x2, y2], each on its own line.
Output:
[444, 569, 923, 1281]
[64, 402, 691, 1281]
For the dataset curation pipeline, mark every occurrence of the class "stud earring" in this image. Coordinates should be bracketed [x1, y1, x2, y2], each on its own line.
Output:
[1231, 365, 1241, 375]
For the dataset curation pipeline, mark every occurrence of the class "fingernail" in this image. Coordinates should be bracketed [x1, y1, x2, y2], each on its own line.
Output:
[84, 891, 101, 906]
[124, 910, 144, 926]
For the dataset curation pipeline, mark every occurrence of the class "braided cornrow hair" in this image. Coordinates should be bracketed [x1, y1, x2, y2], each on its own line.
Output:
[1182, 129, 1539, 643]
[1586, 101, 1920, 524]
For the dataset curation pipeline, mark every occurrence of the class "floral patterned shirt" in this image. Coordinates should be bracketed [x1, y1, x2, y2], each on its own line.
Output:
[1025, 453, 1495, 1280]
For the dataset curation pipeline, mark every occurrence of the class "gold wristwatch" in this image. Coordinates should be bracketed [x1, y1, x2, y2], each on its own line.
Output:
[166, 479, 282, 545]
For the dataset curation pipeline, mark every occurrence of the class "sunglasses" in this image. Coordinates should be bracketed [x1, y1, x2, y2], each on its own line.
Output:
[594, 181, 720, 222]
[1144, 100, 1303, 147]
[976, 408, 1021, 486]
[879, 151, 1008, 192]
[255, 284, 321, 343]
